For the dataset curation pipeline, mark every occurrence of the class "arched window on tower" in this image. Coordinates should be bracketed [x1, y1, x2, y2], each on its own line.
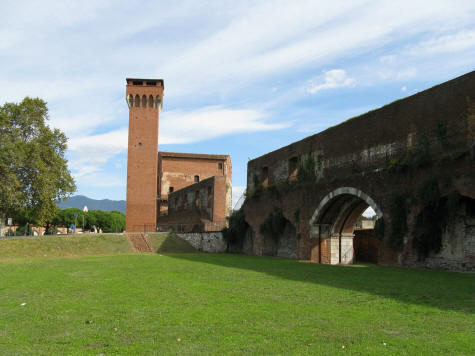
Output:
[135, 94, 140, 107]
[142, 95, 147, 108]
[155, 95, 161, 109]
[149, 95, 154, 108]
[127, 94, 133, 108]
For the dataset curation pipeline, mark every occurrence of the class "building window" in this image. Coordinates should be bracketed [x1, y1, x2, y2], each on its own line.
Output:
[195, 190, 199, 207]
[289, 156, 299, 181]
[218, 163, 223, 169]
[261, 166, 269, 186]
[169, 187, 174, 193]
[194, 175, 199, 182]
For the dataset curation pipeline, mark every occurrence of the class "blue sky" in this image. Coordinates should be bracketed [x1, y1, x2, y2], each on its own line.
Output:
[1, 0, 474, 208]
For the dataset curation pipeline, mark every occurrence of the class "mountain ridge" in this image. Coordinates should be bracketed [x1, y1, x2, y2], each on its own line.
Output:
[57, 195, 126, 214]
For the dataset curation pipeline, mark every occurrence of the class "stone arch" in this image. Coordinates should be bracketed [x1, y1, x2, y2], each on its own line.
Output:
[142, 95, 147, 108]
[155, 95, 162, 109]
[135, 94, 140, 108]
[149, 95, 154, 108]
[309, 187, 382, 264]
[310, 187, 382, 227]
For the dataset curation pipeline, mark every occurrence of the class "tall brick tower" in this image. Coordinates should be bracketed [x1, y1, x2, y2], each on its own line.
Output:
[125, 78, 164, 232]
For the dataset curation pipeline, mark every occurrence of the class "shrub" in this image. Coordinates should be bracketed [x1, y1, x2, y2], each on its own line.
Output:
[221, 209, 248, 244]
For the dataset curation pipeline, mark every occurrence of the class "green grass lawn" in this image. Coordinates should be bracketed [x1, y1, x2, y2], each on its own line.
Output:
[0, 244, 474, 354]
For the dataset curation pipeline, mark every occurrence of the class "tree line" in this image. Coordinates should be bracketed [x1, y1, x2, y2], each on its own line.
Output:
[5, 208, 125, 235]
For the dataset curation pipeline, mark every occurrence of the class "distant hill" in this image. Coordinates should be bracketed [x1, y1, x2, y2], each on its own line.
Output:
[57, 195, 126, 214]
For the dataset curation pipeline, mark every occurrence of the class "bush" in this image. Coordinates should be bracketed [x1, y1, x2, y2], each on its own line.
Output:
[221, 209, 248, 244]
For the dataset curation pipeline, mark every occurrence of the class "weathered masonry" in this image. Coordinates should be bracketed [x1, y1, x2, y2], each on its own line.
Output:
[158, 176, 232, 232]
[157, 152, 231, 216]
[240, 70, 475, 271]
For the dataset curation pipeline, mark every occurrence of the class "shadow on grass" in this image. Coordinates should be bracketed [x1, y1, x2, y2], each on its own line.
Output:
[149, 234, 197, 254]
[169, 253, 475, 313]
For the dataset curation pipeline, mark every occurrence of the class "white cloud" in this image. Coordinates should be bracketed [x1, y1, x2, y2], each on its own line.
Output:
[380, 55, 396, 64]
[66, 106, 287, 189]
[68, 128, 128, 166]
[160, 107, 288, 144]
[401, 86, 407, 92]
[397, 67, 418, 80]
[232, 186, 246, 210]
[306, 70, 356, 94]
[404, 29, 475, 57]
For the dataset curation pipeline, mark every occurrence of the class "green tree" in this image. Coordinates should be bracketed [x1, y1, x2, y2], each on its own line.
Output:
[0, 97, 76, 225]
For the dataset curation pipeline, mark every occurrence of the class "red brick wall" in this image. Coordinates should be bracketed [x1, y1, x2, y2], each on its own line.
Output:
[125, 79, 163, 232]
[158, 176, 229, 232]
[158, 153, 231, 214]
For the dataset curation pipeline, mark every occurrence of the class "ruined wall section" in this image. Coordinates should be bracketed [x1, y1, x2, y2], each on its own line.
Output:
[158, 152, 231, 214]
[247, 71, 475, 192]
[158, 176, 229, 232]
[242, 71, 475, 270]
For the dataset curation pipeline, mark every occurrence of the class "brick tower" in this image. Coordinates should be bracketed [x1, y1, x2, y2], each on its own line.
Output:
[125, 78, 164, 232]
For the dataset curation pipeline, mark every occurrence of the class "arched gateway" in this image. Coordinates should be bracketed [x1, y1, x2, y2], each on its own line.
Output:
[309, 187, 382, 265]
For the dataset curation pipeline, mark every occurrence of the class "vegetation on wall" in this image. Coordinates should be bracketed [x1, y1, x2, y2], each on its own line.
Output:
[413, 184, 443, 258]
[259, 209, 287, 242]
[246, 174, 264, 199]
[221, 209, 248, 244]
[297, 155, 316, 183]
[435, 120, 449, 149]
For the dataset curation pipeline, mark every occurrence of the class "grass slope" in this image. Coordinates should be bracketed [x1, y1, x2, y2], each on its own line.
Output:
[0, 234, 133, 259]
[0, 253, 473, 355]
[0, 233, 197, 259]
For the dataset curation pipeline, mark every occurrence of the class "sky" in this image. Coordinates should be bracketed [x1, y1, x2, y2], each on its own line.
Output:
[1, 0, 474, 210]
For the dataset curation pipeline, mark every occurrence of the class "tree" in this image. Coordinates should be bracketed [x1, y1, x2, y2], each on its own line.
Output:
[0, 97, 76, 225]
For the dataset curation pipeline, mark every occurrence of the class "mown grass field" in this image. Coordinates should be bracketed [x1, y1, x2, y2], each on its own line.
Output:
[0, 235, 474, 355]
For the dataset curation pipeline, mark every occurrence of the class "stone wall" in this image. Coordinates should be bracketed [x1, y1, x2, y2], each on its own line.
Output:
[406, 199, 475, 272]
[241, 70, 475, 271]
[176, 232, 227, 253]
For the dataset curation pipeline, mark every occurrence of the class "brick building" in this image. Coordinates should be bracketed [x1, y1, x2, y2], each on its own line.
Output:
[157, 152, 231, 214]
[125, 78, 232, 232]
